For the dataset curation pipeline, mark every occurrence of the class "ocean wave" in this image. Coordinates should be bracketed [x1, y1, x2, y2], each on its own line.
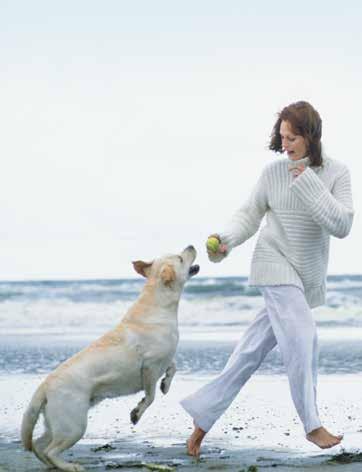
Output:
[1, 276, 362, 335]
[1, 293, 362, 336]
[0, 280, 143, 303]
[0, 299, 132, 334]
[2, 276, 362, 304]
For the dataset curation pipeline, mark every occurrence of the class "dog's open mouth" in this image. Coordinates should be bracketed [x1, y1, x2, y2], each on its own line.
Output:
[189, 265, 200, 277]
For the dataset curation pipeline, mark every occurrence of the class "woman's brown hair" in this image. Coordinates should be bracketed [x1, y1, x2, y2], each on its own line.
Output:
[269, 101, 323, 167]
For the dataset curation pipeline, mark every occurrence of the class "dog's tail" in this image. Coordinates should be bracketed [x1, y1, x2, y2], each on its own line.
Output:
[21, 383, 47, 451]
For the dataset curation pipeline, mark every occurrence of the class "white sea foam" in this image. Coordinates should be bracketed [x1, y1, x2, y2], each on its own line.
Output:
[1, 277, 362, 336]
[0, 299, 133, 335]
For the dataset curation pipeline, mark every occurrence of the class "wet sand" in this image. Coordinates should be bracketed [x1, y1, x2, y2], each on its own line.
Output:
[1, 372, 362, 471]
[1, 438, 362, 471]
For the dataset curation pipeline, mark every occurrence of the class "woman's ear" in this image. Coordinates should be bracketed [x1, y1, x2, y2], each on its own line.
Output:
[132, 260, 153, 278]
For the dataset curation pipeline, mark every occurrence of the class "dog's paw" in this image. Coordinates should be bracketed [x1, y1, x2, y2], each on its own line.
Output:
[160, 378, 169, 394]
[130, 408, 140, 425]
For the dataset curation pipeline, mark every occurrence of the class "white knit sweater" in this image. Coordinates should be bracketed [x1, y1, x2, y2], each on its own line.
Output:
[219, 156, 354, 308]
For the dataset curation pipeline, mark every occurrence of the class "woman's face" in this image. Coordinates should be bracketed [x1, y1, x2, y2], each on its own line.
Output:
[280, 120, 308, 161]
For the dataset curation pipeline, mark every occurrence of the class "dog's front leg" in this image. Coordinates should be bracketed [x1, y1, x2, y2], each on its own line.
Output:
[160, 361, 176, 395]
[130, 366, 157, 425]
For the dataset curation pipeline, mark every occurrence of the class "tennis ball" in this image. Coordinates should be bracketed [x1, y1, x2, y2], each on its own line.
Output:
[207, 237, 220, 253]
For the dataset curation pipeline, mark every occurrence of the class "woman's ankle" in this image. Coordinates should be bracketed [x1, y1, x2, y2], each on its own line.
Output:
[192, 426, 206, 440]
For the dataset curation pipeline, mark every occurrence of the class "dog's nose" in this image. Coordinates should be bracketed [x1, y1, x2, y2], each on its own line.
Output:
[185, 245, 195, 252]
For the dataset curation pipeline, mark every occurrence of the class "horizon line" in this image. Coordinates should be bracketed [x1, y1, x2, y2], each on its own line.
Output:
[1, 273, 361, 284]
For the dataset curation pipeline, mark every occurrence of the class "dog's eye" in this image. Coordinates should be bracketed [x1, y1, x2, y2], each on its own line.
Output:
[178, 256, 183, 263]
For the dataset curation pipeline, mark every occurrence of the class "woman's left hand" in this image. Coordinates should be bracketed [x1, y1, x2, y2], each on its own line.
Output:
[290, 163, 306, 178]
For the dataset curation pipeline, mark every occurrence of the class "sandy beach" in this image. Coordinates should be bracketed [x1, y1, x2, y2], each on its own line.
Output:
[1, 370, 362, 471]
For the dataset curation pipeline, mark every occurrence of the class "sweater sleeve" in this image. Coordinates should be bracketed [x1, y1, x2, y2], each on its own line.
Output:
[219, 167, 269, 251]
[290, 166, 354, 239]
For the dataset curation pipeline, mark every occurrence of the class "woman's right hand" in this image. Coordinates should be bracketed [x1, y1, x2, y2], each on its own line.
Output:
[206, 234, 228, 263]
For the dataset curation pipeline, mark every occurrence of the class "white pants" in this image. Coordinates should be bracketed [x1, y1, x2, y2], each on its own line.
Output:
[180, 285, 321, 434]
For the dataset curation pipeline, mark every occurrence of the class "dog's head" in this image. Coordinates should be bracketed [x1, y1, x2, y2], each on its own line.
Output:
[132, 245, 199, 290]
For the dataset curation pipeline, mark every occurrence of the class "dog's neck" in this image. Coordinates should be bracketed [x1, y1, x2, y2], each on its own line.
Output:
[123, 280, 181, 324]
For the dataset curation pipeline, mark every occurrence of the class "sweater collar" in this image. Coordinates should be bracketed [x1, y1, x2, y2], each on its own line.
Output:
[287, 156, 311, 170]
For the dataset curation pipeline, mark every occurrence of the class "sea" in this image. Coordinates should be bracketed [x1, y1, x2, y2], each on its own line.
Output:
[1, 275, 362, 377]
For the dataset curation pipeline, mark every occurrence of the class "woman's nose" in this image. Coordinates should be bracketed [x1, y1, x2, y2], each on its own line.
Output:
[282, 139, 289, 150]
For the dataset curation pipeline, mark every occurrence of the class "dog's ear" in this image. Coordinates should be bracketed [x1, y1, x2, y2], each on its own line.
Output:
[132, 260, 153, 278]
[160, 264, 176, 287]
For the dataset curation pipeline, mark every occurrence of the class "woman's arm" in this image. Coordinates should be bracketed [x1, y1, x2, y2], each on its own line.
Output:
[290, 166, 354, 238]
[217, 168, 269, 253]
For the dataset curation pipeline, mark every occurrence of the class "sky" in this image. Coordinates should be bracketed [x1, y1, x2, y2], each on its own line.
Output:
[1, 0, 361, 280]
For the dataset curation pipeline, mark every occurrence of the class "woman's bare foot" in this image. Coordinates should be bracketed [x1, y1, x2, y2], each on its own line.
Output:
[306, 426, 343, 449]
[186, 425, 207, 457]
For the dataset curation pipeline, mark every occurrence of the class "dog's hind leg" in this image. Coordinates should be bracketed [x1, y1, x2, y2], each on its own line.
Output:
[32, 418, 53, 467]
[160, 361, 176, 394]
[130, 365, 158, 425]
[43, 397, 88, 472]
[45, 437, 86, 472]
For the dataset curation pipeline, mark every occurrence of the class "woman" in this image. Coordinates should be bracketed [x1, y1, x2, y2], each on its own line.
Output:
[180, 101, 354, 456]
